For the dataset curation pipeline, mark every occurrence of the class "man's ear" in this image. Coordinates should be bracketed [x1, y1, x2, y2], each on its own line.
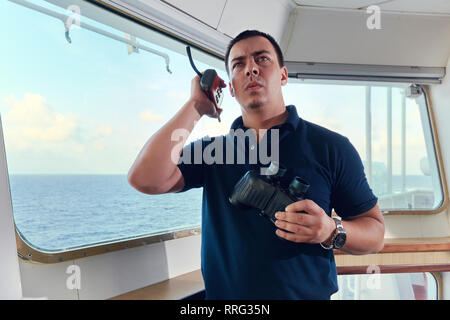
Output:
[280, 66, 288, 86]
[229, 82, 235, 97]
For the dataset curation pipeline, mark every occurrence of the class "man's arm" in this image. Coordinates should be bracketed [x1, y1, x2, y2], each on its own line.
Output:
[337, 204, 385, 255]
[127, 101, 198, 194]
[274, 200, 385, 255]
[127, 76, 224, 195]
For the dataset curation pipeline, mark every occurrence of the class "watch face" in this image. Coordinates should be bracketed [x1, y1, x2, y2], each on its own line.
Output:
[333, 233, 347, 249]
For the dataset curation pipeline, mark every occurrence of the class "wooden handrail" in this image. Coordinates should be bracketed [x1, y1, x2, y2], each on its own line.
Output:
[334, 237, 450, 255]
[338, 264, 450, 275]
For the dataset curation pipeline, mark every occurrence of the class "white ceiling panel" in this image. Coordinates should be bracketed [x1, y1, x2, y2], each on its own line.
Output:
[285, 8, 450, 67]
[294, 0, 383, 9]
[162, 0, 227, 28]
[217, 0, 293, 42]
[379, 0, 450, 15]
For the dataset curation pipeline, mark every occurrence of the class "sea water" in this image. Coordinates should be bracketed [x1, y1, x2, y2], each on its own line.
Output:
[9, 174, 202, 251]
[9, 174, 435, 252]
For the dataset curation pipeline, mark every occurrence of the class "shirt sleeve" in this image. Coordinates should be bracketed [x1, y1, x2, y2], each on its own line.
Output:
[176, 139, 206, 193]
[330, 137, 378, 218]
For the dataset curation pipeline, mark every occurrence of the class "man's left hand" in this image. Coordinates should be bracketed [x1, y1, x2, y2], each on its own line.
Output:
[274, 199, 335, 244]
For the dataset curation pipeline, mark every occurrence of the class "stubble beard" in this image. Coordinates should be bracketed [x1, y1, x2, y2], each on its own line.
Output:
[245, 94, 265, 110]
[247, 101, 263, 109]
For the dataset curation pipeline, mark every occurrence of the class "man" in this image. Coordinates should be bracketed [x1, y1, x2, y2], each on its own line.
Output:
[128, 30, 385, 299]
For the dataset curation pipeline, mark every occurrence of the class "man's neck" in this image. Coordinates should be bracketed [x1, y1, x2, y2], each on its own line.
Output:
[241, 103, 288, 142]
[242, 104, 288, 130]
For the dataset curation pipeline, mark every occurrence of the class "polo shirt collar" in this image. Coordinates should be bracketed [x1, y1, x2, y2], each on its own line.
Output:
[230, 105, 300, 131]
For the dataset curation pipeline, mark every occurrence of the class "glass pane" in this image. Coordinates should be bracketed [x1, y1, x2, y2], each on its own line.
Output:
[331, 272, 438, 300]
[2, 0, 445, 253]
[0, 0, 239, 251]
[283, 81, 443, 211]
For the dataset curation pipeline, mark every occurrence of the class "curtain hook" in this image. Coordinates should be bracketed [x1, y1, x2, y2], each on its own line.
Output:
[64, 21, 72, 44]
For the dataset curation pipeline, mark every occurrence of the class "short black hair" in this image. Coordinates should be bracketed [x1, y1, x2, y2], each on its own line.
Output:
[224, 30, 285, 74]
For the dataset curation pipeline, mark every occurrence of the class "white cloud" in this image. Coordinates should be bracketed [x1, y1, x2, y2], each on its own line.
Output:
[92, 140, 106, 151]
[74, 145, 86, 153]
[165, 90, 189, 103]
[139, 110, 164, 123]
[2, 93, 79, 147]
[94, 124, 113, 138]
[202, 119, 230, 137]
[407, 108, 421, 123]
[147, 83, 163, 91]
[0, 93, 148, 173]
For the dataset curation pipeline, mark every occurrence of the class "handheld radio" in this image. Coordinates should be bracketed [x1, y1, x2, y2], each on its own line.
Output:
[186, 46, 224, 122]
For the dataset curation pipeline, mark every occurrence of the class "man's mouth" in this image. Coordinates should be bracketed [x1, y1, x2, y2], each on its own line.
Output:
[245, 81, 263, 91]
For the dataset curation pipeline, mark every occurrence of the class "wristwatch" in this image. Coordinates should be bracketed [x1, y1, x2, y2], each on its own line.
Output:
[320, 217, 347, 250]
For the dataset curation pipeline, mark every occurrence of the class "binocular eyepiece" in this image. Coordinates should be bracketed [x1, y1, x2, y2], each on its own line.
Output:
[265, 161, 286, 179]
[265, 161, 309, 201]
[289, 176, 310, 200]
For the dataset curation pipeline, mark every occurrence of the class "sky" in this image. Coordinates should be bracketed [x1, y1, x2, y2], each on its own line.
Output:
[0, 0, 433, 176]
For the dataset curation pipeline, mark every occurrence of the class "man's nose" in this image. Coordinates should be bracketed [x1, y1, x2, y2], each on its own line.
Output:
[246, 62, 259, 77]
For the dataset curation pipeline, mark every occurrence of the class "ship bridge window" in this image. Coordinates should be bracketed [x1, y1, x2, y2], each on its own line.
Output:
[1, 0, 445, 258]
[283, 80, 444, 213]
[0, 0, 239, 253]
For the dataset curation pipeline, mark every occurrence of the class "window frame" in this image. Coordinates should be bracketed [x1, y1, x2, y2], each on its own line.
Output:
[9, 0, 211, 264]
[16, 225, 201, 264]
[377, 85, 449, 216]
[11, 2, 448, 264]
[283, 79, 448, 215]
[396, 84, 442, 216]
[334, 269, 441, 300]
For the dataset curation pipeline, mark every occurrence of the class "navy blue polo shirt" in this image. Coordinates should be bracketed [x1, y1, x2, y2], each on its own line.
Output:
[177, 105, 377, 300]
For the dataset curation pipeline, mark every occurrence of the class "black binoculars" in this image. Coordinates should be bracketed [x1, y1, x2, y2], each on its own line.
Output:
[229, 162, 310, 224]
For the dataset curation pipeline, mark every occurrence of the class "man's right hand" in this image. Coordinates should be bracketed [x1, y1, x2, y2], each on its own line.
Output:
[128, 74, 226, 195]
[189, 75, 226, 119]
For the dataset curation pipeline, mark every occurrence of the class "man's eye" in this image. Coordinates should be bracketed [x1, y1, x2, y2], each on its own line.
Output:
[233, 62, 242, 69]
[258, 56, 269, 62]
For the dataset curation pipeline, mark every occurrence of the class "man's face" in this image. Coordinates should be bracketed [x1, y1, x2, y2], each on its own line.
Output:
[227, 36, 288, 111]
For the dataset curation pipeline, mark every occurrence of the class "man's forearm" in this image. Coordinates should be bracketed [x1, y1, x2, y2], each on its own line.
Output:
[128, 100, 201, 191]
[339, 214, 385, 255]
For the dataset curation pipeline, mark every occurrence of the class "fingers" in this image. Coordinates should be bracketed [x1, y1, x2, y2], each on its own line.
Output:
[274, 211, 315, 243]
[284, 199, 322, 216]
[274, 200, 327, 244]
[213, 107, 220, 118]
[275, 210, 314, 226]
[190, 74, 225, 119]
[275, 200, 333, 244]
[275, 219, 313, 235]
[192, 74, 201, 83]
[275, 229, 315, 243]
